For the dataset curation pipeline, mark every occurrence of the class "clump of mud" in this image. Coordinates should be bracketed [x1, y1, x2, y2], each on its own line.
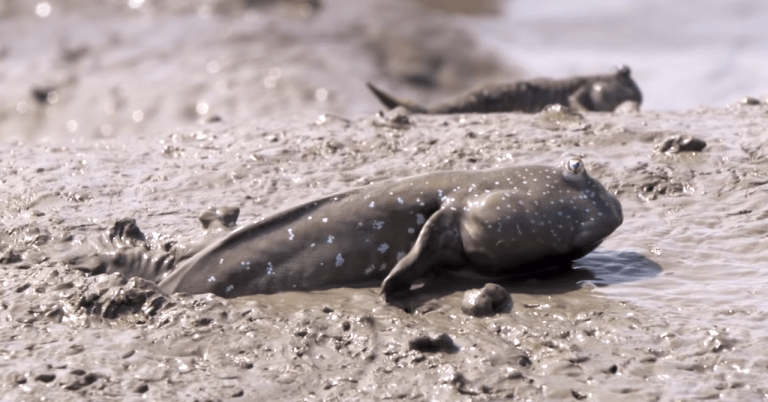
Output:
[3, 103, 768, 399]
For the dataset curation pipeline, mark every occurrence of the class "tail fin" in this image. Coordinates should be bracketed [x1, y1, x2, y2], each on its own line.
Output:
[366, 82, 427, 113]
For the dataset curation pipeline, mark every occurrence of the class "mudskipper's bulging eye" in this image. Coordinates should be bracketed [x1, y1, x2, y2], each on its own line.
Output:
[617, 65, 631, 77]
[566, 158, 584, 174]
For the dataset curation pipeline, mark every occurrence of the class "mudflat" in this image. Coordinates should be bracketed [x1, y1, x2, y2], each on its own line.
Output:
[2, 1, 768, 400]
[3, 105, 768, 400]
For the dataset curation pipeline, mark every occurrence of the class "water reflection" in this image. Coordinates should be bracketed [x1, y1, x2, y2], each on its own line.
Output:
[35, 2, 51, 18]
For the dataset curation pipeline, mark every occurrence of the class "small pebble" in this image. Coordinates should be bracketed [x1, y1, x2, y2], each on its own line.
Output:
[739, 96, 760, 105]
[656, 135, 707, 154]
[408, 333, 455, 353]
[461, 283, 512, 316]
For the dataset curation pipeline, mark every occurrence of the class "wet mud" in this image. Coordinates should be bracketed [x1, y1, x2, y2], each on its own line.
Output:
[3, 1, 768, 401]
[0, 0, 512, 141]
[3, 104, 768, 400]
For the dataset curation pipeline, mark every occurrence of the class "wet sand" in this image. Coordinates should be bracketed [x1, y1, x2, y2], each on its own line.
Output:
[3, 105, 768, 400]
[3, 1, 768, 401]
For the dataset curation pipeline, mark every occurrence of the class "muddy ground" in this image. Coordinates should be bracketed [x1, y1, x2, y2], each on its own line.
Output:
[3, 1, 768, 401]
[3, 104, 768, 400]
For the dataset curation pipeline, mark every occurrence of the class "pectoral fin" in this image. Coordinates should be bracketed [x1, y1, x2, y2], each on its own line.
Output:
[380, 208, 465, 300]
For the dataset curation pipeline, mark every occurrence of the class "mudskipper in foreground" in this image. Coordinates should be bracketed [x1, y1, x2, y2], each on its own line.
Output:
[142, 156, 623, 300]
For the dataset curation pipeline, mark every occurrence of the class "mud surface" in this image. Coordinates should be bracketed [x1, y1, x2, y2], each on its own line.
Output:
[3, 104, 768, 400]
[0, 0, 512, 141]
[3, 1, 768, 401]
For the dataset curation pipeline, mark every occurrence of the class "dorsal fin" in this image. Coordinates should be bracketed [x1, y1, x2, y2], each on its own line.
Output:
[366, 83, 428, 113]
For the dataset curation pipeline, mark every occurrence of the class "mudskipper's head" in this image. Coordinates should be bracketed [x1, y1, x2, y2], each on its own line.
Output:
[557, 155, 623, 250]
[589, 65, 643, 112]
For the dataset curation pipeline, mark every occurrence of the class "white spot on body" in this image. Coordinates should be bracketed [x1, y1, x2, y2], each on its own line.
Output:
[322, 217, 328, 223]
[335, 253, 345, 266]
[241, 261, 251, 270]
[266, 262, 274, 275]
[208, 276, 216, 283]
[373, 220, 385, 230]
[416, 214, 426, 225]
[378, 243, 390, 254]
[288, 228, 294, 241]
[369, 201, 375, 208]
[407, 227, 415, 234]
[397, 251, 407, 261]
[328, 235, 334, 244]
[225, 285, 234, 293]
[365, 265, 376, 275]
[397, 197, 404, 204]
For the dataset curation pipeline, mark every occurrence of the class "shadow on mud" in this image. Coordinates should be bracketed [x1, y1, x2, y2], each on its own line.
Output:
[393, 251, 662, 309]
[573, 250, 663, 286]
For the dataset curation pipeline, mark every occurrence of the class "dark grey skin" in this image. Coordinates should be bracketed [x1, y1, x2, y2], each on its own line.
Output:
[156, 156, 623, 300]
[367, 65, 642, 114]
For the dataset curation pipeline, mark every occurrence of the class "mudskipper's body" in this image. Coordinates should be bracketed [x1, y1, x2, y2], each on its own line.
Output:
[154, 157, 623, 299]
[367, 65, 642, 114]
